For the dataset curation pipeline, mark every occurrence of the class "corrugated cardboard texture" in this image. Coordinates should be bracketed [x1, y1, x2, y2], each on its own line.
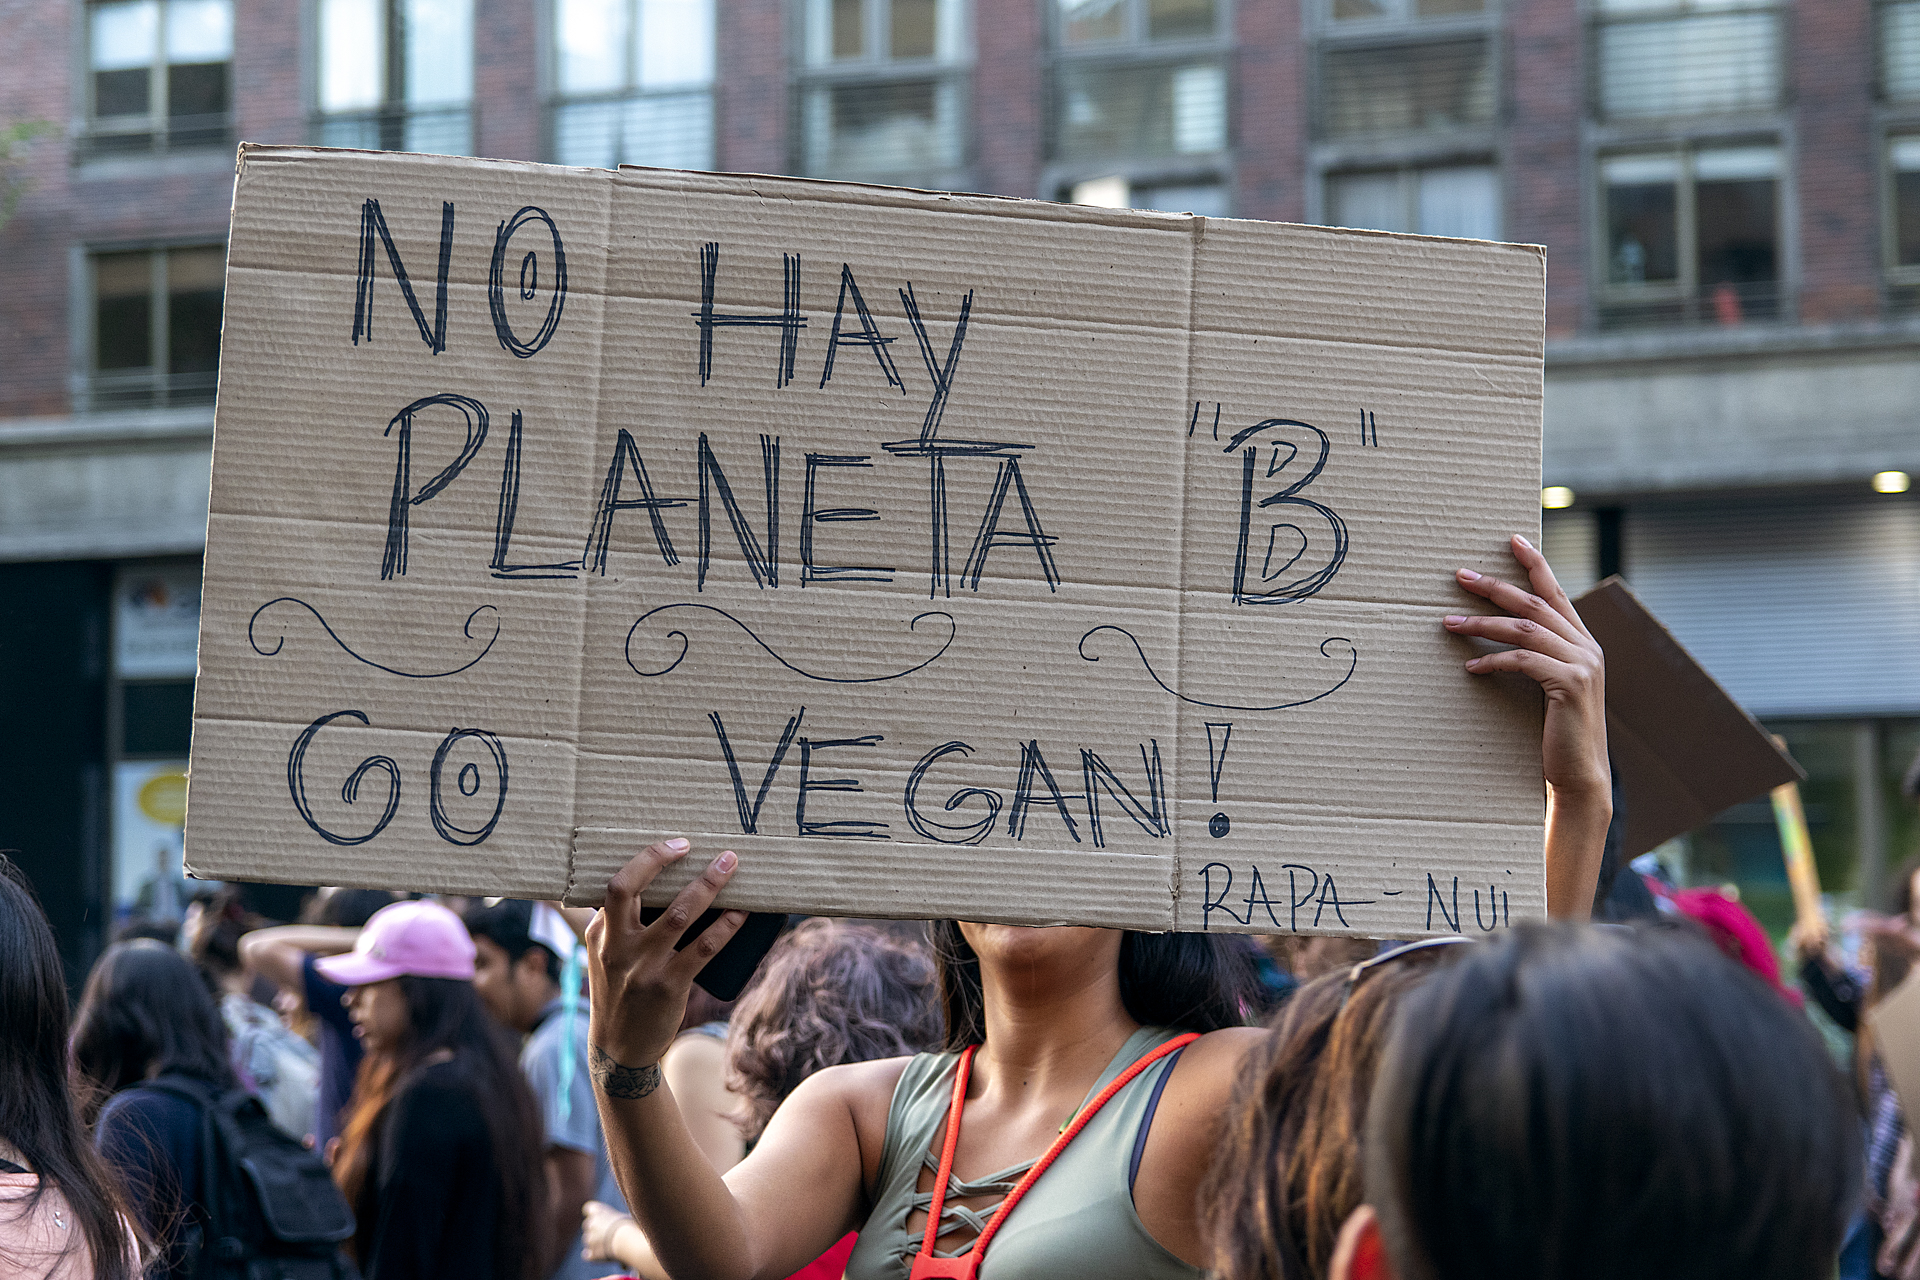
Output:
[1573, 577, 1802, 858]
[187, 145, 1547, 936]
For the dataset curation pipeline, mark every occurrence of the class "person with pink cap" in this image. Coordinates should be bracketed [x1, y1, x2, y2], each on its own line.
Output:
[318, 900, 549, 1280]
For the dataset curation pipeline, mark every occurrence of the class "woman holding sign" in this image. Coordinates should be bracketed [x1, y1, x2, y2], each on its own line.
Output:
[586, 535, 1610, 1280]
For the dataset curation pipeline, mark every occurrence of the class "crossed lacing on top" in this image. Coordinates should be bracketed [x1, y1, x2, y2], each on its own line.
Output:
[894, 1150, 1038, 1264]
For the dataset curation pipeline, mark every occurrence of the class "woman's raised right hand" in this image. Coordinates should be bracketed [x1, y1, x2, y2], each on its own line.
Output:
[586, 839, 748, 1075]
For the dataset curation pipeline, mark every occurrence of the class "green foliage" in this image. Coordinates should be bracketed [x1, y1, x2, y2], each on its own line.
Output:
[0, 120, 56, 228]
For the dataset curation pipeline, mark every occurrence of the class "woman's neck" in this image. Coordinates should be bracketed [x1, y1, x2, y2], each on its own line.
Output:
[973, 950, 1139, 1101]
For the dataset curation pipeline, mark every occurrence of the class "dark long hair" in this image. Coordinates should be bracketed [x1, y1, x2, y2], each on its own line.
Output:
[333, 976, 547, 1280]
[0, 856, 148, 1280]
[1365, 921, 1860, 1280]
[928, 922, 1255, 1049]
[728, 919, 943, 1139]
[1205, 942, 1465, 1280]
[71, 938, 236, 1122]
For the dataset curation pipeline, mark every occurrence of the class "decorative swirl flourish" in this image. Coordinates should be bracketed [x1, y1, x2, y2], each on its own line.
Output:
[625, 604, 956, 684]
[250, 597, 500, 679]
[1077, 626, 1357, 711]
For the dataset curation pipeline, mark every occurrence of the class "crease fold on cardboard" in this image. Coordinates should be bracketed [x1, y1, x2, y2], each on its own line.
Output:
[189, 144, 1547, 937]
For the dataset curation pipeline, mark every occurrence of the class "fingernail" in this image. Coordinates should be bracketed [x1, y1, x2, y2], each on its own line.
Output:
[1444, 615, 1465, 626]
[665, 837, 689, 852]
[1515, 534, 1535, 550]
[725, 911, 748, 925]
[1465, 658, 1482, 671]
[715, 850, 737, 872]
[1458, 568, 1481, 581]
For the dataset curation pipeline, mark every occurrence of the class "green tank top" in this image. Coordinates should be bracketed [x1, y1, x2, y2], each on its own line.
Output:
[841, 1026, 1205, 1280]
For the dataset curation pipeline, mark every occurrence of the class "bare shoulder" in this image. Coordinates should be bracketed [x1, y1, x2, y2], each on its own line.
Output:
[787, 1055, 916, 1126]
[1168, 1025, 1267, 1096]
[663, 1031, 728, 1071]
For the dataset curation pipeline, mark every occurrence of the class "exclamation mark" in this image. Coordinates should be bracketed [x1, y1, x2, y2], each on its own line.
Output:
[1205, 721, 1233, 838]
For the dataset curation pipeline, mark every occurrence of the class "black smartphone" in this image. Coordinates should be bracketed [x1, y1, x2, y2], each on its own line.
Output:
[637, 906, 786, 1001]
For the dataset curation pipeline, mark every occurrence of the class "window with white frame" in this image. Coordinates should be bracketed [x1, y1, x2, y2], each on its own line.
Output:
[1326, 163, 1499, 239]
[551, 0, 715, 170]
[1328, 0, 1484, 19]
[1886, 135, 1920, 309]
[83, 0, 232, 159]
[1884, 0, 1920, 100]
[1598, 144, 1780, 328]
[89, 245, 225, 408]
[313, 0, 474, 155]
[1593, 0, 1781, 122]
[1052, 0, 1229, 215]
[795, 0, 969, 187]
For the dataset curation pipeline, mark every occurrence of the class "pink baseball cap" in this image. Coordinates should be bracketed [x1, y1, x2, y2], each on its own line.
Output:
[314, 900, 476, 986]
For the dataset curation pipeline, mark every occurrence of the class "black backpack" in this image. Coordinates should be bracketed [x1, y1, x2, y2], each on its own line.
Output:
[142, 1075, 360, 1280]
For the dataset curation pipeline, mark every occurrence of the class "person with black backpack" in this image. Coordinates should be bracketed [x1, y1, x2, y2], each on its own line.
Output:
[73, 938, 356, 1280]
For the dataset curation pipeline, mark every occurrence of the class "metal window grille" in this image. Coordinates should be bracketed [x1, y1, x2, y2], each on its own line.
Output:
[1592, 3, 1781, 121]
[1318, 36, 1493, 138]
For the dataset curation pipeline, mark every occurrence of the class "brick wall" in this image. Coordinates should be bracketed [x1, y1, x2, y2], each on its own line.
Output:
[1507, 0, 1587, 337]
[973, 0, 1043, 197]
[1235, 0, 1304, 223]
[1794, 0, 1879, 324]
[476, 0, 540, 163]
[718, 0, 788, 175]
[0, 0, 77, 417]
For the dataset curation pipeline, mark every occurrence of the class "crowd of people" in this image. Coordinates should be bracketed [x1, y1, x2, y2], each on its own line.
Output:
[0, 538, 1895, 1280]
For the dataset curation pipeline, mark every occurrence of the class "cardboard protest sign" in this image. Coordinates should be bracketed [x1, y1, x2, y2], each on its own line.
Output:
[1572, 578, 1802, 860]
[1869, 968, 1920, 1166]
[185, 145, 1547, 935]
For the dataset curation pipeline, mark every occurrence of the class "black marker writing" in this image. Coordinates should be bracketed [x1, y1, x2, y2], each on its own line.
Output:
[709, 708, 803, 836]
[287, 710, 401, 846]
[382, 394, 489, 580]
[903, 741, 1002, 845]
[696, 244, 805, 388]
[353, 198, 453, 354]
[796, 734, 890, 839]
[488, 206, 567, 358]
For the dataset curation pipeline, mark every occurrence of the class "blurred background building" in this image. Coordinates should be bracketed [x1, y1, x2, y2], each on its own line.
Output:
[1, 0, 1915, 976]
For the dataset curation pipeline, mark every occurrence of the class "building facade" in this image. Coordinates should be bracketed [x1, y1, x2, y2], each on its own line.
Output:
[1, 0, 1914, 971]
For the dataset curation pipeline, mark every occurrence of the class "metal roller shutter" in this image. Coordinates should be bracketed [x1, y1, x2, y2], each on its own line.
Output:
[1623, 495, 1920, 718]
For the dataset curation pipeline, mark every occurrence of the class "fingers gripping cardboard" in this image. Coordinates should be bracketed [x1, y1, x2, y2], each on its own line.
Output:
[186, 145, 1547, 936]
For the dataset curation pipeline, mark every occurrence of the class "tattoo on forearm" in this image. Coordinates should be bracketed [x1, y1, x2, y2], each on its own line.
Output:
[590, 1043, 662, 1099]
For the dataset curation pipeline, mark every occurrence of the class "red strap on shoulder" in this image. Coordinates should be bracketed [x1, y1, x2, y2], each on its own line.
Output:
[909, 1033, 1201, 1280]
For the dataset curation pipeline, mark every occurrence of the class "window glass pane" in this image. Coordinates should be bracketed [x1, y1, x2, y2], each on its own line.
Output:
[804, 78, 960, 178]
[1070, 175, 1130, 205]
[1695, 173, 1776, 289]
[622, 92, 714, 167]
[95, 253, 154, 372]
[1170, 63, 1225, 152]
[1897, 169, 1920, 268]
[93, 2, 159, 70]
[1886, 2, 1920, 101]
[1415, 0, 1483, 13]
[1321, 38, 1492, 137]
[555, 100, 620, 166]
[893, 0, 936, 57]
[95, 68, 152, 117]
[1332, 0, 1394, 19]
[167, 62, 228, 116]
[640, 0, 714, 88]
[1598, 13, 1779, 119]
[835, 0, 866, 58]
[1416, 164, 1498, 239]
[1056, 60, 1224, 159]
[1135, 182, 1227, 215]
[1693, 144, 1777, 180]
[1604, 160, 1679, 285]
[319, 0, 383, 110]
[166, 247, 225, 376]
[165, 0, 231, 61]
[1060, 0, 1125, 44]
[405, 0, 473, 104]
[1328, 171, 1408, 231]
[557, 0, 627, 93]
[1147, 0, 1214, 41]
